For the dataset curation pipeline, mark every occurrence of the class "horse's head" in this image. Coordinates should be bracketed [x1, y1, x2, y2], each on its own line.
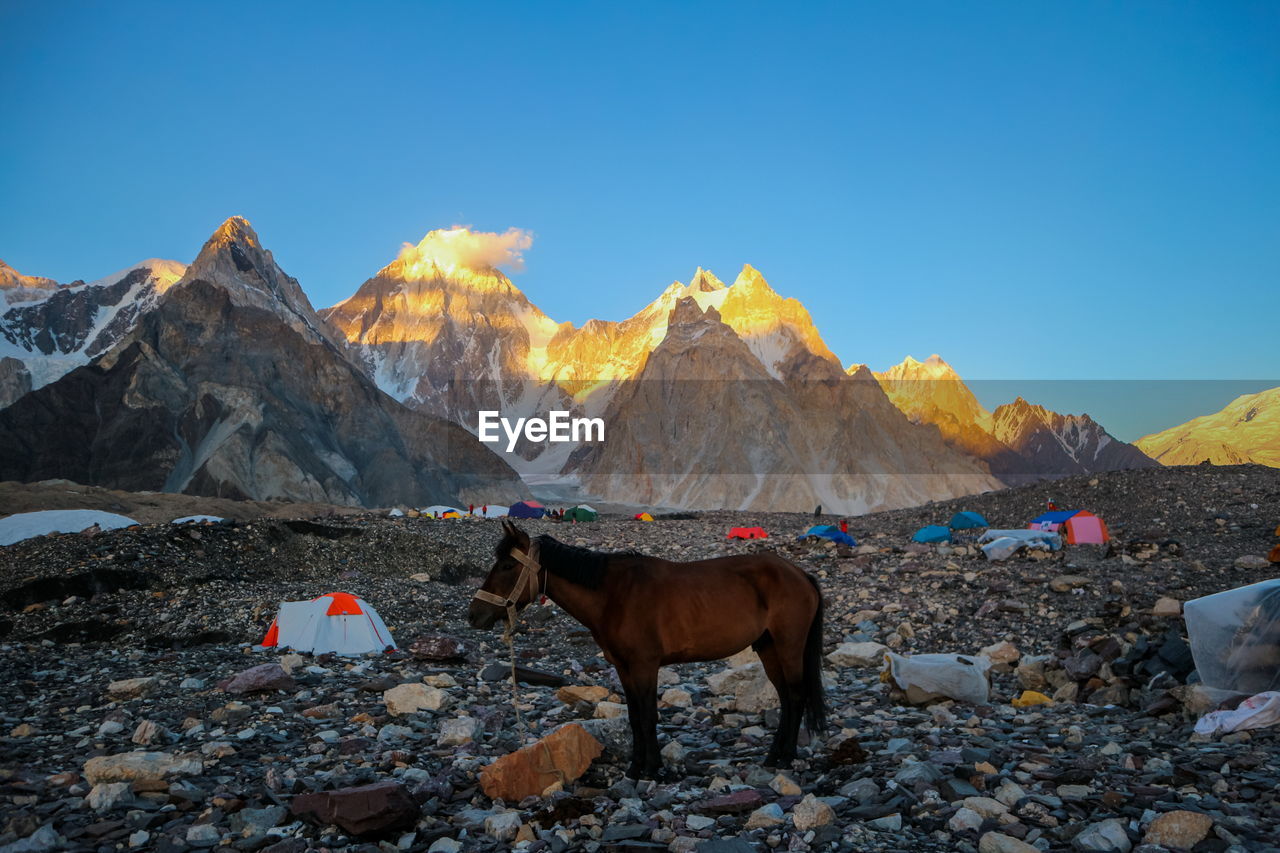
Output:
[468, 519, 541, 630]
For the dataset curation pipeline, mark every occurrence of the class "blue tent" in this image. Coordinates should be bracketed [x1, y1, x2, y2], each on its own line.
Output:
[798, 525, 857, 546]
[949, 511, 989, 530]
[508, 500, 546, 519]
[912, 525, 952, 544]
[1028, 510, 1081, 531]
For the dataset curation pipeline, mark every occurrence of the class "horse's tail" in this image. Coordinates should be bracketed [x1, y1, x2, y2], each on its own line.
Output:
[801, 572, 827, 733]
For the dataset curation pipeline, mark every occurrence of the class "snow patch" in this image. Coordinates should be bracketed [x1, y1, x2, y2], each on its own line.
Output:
[0, 510, 140, 546]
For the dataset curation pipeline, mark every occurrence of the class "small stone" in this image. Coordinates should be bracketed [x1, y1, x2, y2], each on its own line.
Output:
[220, 663, 295, 695]
[770, 773, 802, 796]
[1151, 597, 1182, 617]
[437, 716, 481, 746]
[106, 677, 157, 700]
[1072, 818, 1132, 852]
[291, 780, 420, 836]
[659, 687, 692, 708]
[962, 796, 1010, 818]
[868, 813, 902, 831]
[826, 641, 888, 667]
[949, 807, 983, 832]
[979, 641, 1021, 666]
[791, 793, 834, 831]
[86, 781, 133, 812]
[594, 701, 628, 719]
[685, 815, 715, 831]
[1050, 575, 1091, 592]
[1234, 555, 1270, 570]
[185, 824, 221, 848]
[1142, 810, 1212, 849]
[484, 811, 522, 841]
[745, 803, 785, 829]
[9, 723, 36, 737]
[427, 839, 462, 853]
[83, 751, 201, 785]
[978, 832, 1038, 853]
[556, 684, 610, 704]
[383, 683, 449, 716]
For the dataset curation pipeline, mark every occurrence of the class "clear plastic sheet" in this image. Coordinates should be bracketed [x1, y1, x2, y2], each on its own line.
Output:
[885, 652, 991, 705]
[1185, 579, 1280, 694]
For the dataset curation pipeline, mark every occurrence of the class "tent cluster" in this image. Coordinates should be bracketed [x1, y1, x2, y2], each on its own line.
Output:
[1028, 509, 1109, 544]
[911, 511, 990, 545]
[910, 507, 1111, 559]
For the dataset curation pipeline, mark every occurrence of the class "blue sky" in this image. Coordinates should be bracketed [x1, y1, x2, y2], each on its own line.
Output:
[1, 2, 1276, 436]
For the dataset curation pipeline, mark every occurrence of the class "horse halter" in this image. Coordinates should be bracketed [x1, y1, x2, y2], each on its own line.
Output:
[472, 541, 544, 628]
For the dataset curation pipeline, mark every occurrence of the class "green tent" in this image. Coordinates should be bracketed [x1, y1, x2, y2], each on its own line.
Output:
[565, 505, 599, 522]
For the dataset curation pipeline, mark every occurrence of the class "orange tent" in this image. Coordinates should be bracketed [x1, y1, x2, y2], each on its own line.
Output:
[727, 527, 768, 540]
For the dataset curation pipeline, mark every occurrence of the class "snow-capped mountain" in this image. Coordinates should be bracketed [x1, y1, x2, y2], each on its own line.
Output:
[0, 218, 522, 508]
[574, 298, 1000, 513]
[0, 259, 62, 303]
[1136, 387, 1280, 467]
[0, 259, 186, 395]
[868, 354, 1155, 481]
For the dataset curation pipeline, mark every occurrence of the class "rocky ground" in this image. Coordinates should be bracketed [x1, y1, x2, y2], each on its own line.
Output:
[1, 465, 1278, 853]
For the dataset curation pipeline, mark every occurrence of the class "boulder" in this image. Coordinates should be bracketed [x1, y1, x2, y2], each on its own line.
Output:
[556, 685, 610, 704]
[826, 641, 888, 668]
[1142, 810, 1212, 849]
[705, 662, 777, 713]
[791, 794, 834, 831]
[219, 663, 296, 695]
[978, 833, 1038, 853]
[383, 683, 449, 716]
[1072, 818, 1132, 852]
[479, 723, 603, 801]
[290, 780, 420, 836]
[83, 751, 202, 785]
[106, 677, 157, 700]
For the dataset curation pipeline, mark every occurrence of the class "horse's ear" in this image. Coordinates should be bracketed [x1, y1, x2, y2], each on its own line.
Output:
[501, 519, 515, 537]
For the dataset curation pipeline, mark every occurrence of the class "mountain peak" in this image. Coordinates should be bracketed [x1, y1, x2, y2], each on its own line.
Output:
[386, 227, 531, 292]
[0, 259, 62, 301]
[732, 263, 774, 293]
[688, 267, 725, 292]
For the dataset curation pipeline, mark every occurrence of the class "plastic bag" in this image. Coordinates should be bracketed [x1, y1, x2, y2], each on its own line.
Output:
[884, 652, 991, 705]
[1184, 579, 1280, 694]
[1194, 691, 1280, 736]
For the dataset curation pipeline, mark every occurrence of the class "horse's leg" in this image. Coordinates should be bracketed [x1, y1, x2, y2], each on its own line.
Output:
[617, 660, 661, 778]
[755, 636, 803, 766]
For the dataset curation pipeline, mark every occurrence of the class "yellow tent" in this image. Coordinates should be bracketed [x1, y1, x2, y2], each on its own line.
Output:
[636, 512, 654, 522]
[442, 511, 461, 519]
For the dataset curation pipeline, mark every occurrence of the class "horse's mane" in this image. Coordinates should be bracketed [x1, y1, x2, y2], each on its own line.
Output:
[534, 534, 647, 590]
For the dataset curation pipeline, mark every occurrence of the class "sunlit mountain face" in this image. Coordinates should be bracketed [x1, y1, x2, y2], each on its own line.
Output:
[1137, 387, 1280, 467]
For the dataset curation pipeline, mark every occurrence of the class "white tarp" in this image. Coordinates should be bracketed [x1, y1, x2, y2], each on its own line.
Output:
[262, 593, 396, 656]
[0, 510, 140, 546]
[1194, 691, 1280, 736]
[980, 529, 1062, 561]
[885, 652, 991, 705]
[1185, 579, 1280, 694]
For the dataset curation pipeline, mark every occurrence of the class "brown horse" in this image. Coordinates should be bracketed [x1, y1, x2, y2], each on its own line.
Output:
[468, 520, 826, 778]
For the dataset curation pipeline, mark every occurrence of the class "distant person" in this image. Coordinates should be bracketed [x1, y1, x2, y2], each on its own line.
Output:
[839, 519, 849, 534]
[469, 504, 475, 516]
[482, 504, 488, 517]
[814, 504, 822, 518]
[1047, 499, 1058, 511]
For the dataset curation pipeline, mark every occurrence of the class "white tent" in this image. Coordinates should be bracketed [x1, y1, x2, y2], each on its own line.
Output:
[260, 592, 396, 656]
[421, 505, 465, 516]
[478, 505, 509, 518]
[172, 515, 224, 524]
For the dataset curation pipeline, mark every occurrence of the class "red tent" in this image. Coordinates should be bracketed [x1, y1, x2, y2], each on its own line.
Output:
[727, 527, 769, 540]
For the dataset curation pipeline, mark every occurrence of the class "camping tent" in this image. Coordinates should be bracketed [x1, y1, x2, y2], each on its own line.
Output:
[635, 512, 654, 522]
[727, 527, 769, 540]
[912, 525, 952, 544]
[799, 525, 856, 546]
[423, 505, 464, 516]
[508, 501, 546, 519]
[260, 592, 396, 655]
[1029, 510, 1109, 544]
[949, 511, 989, 530]
[478, 505, 509, 518]
[564, 505, 599, 522]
